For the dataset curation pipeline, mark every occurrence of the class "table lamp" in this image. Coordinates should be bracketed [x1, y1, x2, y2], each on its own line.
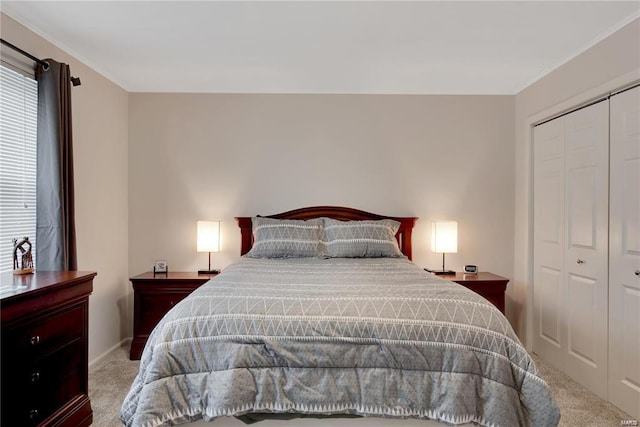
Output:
[425, 220, 457, 275]
[197, 220, 221, 274]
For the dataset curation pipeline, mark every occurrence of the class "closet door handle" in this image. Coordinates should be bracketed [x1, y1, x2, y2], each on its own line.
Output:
[576, 259, 585, 264]
[635, 269, 640, 277]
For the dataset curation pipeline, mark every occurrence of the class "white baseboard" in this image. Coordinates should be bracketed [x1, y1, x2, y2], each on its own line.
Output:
[89, 337, 132, 369]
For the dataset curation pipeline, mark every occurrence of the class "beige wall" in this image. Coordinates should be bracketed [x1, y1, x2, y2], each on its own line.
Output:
[1, 14, 130, 363]
[128, 94, 515, 293]
[10, 11, 635, 353]
[513, 18, 640, 345]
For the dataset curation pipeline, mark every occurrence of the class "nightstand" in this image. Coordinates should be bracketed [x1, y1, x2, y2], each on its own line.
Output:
[438, 272, 509, 314]
[129, 271, 217, 360]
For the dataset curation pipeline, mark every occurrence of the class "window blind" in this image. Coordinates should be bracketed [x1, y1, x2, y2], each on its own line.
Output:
[0, 65, 38, 273]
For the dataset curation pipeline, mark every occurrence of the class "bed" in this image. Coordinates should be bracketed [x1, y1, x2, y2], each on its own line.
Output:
[121, 206, 560, 427]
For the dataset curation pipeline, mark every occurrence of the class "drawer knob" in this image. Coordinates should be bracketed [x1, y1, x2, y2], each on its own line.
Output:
[635, 269, 640, 277]
[31, 371, 40, 383]
[30, 335, 40, 345]
[576, 259, 585, 264]
[29, 409, 39, 420]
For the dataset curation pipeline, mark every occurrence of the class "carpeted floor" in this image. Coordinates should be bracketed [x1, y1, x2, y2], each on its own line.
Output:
[90, 342, 635, 426]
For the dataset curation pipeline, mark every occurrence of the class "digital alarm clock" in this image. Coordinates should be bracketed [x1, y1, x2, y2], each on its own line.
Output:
[463, 265, 478, 274]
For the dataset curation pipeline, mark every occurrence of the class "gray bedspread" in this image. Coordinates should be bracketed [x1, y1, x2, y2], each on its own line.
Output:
[120, 258, 560, 427]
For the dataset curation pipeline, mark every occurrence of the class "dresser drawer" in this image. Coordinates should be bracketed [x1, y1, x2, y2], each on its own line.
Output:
[3, 304, 84, 357]
[31, 338, 84, 389]
[0, 305, 85, 424]
[8, 337, 83, 389]
[8, 371, 83, 426]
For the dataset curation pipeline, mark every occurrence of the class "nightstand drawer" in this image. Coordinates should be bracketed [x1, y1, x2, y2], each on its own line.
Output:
[438, 272, 509, 314]
[139, 311, 184, 334]
[140, 292, 190, 315]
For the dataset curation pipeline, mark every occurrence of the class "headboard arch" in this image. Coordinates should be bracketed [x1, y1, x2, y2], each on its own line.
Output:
[235, 206, 418, 260]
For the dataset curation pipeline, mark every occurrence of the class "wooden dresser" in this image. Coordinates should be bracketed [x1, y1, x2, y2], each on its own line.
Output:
[0, 271, 96, 427]
[129, 271, 217, 360]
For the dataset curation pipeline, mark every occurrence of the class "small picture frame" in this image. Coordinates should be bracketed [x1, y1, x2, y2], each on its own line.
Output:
[153, 260, 168, 274]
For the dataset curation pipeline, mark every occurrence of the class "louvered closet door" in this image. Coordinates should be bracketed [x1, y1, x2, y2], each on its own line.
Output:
[609, 86, 640, 419]
[533, 100, 609, 398]
[533, 118, 566, 369]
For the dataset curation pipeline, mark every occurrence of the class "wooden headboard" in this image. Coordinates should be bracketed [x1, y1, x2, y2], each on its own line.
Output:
[235, 206, 418, 260]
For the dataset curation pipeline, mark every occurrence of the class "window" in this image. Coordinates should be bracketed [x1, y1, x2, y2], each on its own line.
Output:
[0, 64, 38, 273]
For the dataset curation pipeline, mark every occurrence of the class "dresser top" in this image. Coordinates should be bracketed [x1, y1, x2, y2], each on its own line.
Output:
[0, 271, 97, 303]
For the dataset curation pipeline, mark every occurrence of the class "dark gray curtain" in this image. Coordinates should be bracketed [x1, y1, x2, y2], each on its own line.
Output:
[36, 59, 77, 271]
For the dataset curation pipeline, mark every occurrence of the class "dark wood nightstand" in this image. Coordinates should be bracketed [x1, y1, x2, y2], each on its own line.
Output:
[129, 271, 217, 360]
[438, 272, 509, 314]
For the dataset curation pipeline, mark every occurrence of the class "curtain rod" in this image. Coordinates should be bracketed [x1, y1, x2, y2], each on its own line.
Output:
[1, 38, 81, 86]
[1, 38, 50, 71]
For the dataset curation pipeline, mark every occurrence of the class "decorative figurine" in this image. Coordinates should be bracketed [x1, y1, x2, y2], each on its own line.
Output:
[13, 237, 34, 275]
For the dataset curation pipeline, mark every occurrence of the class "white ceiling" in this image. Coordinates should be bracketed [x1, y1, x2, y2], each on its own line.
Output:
[2, 1, 638, 94]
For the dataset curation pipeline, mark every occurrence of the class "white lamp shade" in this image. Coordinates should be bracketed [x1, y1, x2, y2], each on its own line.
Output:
[197, 221, 220, 253]
[431, 221, 458, 254]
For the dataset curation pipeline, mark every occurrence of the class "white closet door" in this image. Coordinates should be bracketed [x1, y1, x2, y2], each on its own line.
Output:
[533, 100, 609, 398]
[563, 100, 609, 398]
[533, 118, 566, 368]
[609, 86, 640, 419]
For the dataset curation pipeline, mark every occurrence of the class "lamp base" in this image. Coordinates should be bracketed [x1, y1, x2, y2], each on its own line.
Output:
[424, 268, 455, 275]
[198, 269, 220, 275]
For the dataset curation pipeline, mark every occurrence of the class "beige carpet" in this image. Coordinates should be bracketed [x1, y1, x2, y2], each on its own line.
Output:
[89, 343, 635, 426]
